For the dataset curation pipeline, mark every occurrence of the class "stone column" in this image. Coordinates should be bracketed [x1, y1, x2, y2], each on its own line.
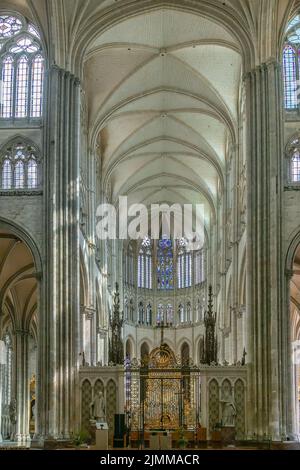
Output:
[38, 66, 81, 441]
[231, 307, 238, 365]
[231, 143, 239, 365]
[81, 307, 96, 366]
[81, 307, 91, 364]
[245, 61, 285, 440]
[285, 269, 295, 437]
[0, 340, 5, 442]
[14, 329, 30, 442]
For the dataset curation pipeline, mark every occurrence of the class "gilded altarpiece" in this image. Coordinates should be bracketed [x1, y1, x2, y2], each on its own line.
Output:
[126, 345, 201, 431]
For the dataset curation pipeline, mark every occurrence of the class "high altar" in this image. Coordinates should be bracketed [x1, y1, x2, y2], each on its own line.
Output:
[126, 343, 200, 432]
[79, 287, 247, 445]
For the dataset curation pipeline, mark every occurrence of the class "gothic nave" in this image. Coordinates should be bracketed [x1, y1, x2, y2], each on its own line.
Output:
[0, 0, 300, 454]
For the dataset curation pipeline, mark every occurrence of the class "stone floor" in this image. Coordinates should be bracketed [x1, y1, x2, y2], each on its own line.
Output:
[1, 440, 300, 451]
[0, 441, 31, 449]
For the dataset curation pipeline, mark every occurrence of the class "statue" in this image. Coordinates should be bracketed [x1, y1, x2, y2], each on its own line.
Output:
[204, 285, 218, 365]
[79, 351, 86, 367]
[109, 283, 124, 364]
[90, 391, 106, 422]
[221, 400, 237, 427]
[9, 399, 17, 440]
[241, 348, 247, 366]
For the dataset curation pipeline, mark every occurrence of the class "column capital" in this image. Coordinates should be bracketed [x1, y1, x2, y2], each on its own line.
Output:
[81, 306, 96, 318]
[243, 59, 281, 81]
[48, 64, 81, 86]
[14, 329, 30, 337]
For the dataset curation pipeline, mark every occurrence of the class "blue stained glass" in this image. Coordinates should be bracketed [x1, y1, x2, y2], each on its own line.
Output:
[157, 238, 174, 290]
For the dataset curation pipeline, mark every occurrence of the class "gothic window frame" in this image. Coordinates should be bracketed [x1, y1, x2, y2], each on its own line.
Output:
[0, 138, 42, 192]
[129, 298, 134, 322]
[286, 137, 300, 186]
[124, 242, 134, 287]
[178, 303, 185, 324]
[177, 238, 192, 289]
[186, 300, 192, 323]
[146, 303, 152, 325]
[282, 15, 300, 111]
[138, 301, 144, 324]
[166, 303, 174, 325]
[194, 248, 206, 285]
[157, 237, 174, 291]
[124, 296, 129, 321]
[157, 303, 164, 324]
[0, 13, 44, 121]
[137, 236, 152, 289]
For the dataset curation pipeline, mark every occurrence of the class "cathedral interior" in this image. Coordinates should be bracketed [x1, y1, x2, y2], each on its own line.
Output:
[0, 0, 300, 451]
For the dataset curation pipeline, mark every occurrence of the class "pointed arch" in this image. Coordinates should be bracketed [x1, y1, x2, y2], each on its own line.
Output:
[0, 12, 44, 119]
[0, 137, 42, 191]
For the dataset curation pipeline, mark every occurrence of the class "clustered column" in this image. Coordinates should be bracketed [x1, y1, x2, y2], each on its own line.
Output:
[245, 61, 286, 440]
[38, 66, 81, 440]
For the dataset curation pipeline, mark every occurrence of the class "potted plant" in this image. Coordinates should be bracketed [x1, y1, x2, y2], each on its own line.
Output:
[177, 428, 188, 449]
[73, 429, 92, 448]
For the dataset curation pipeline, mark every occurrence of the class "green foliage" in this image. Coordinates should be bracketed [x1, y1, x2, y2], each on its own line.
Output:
[177, 428, 188, 449]
[213, 422, 222, 431]
[73, 428, 92, 447]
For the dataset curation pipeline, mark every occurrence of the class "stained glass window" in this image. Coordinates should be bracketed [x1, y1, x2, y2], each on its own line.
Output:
[14, 161, 24, 188]
[125, 244, 134, 286]
[0, 16, 22, 38]
[157, 238, 173, 290]
[283, 15, 300, 109]
[177, 239, 192, 288]
[31, 55, 44, 117]
[177, 252, 184, 289]
[138, 237, 152, 289]
[0, 14, 44, 119]
[0, 140, 40, 190]
[283, 46, 297, 109]
[10, 36, 39, 54]
[16, 56, 29, 117]
[2, 159, 12, 189]
[287, 138, 300, 184]
[195, 250, 205, 285]
[138, 250, 144, 287]
[185, 252, 192, 288]
[291, 150, 300, 181]
[1, 56, 14, 117]
[27, 159, 38, 188]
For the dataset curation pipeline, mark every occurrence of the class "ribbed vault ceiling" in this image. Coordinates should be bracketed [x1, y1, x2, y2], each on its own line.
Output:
[84, 9, 242, 226]
[291, 245, 300, 340]
[0, 232, 37, 332]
